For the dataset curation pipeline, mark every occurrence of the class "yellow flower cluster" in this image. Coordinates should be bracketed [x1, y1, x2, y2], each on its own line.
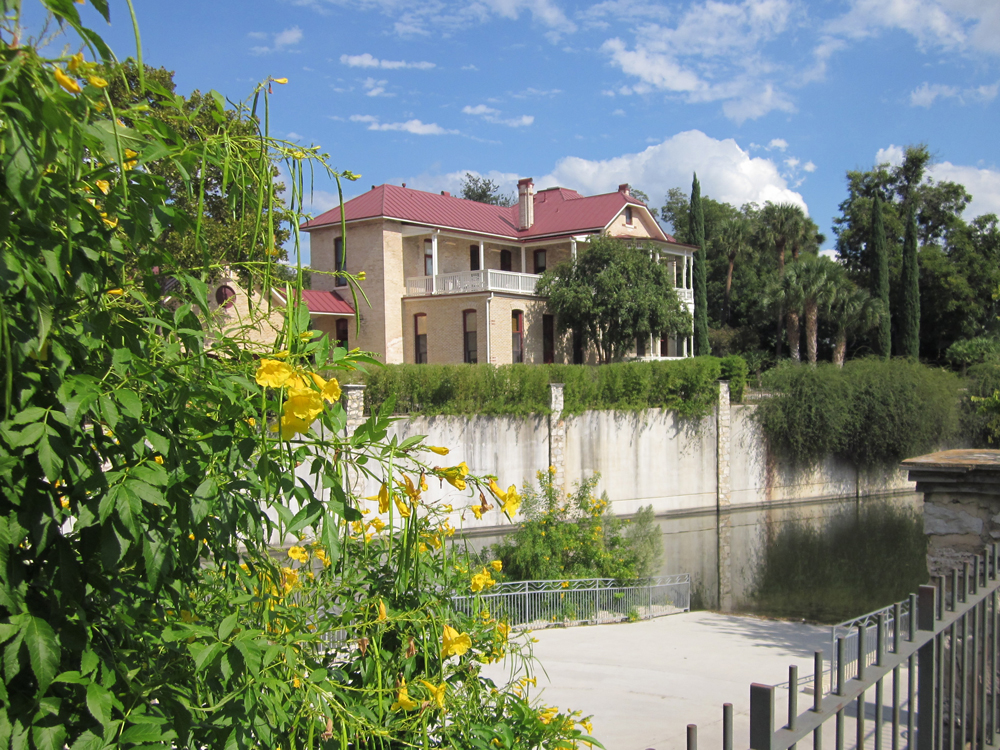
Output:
[254, 359, 341, 439]
[470, 567, 497, 593]
[441, 624, 471, 658]
[488, 479, 522, 519]
[287, 545, 309, 563]
[436, 461, 470, 491]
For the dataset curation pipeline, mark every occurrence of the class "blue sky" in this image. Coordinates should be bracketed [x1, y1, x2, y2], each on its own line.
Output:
[35, 0, 1000, 264]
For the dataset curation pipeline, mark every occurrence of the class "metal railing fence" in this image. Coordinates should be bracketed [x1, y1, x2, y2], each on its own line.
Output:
[832, 599, 914, 683]
[451, 574, 690, 629]
[684, 545, 1000, 750]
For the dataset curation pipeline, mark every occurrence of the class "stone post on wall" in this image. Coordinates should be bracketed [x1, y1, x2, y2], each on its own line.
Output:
[341, 384, 367, 496]
[341, 384, 366, 434]
[548, 383, 566, 494]
[902, 449, 1000, 577]
[717, 381, 733, 611]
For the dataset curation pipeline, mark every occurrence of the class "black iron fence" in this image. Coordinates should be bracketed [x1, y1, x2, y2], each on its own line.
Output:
[686, 545, 1000, 750]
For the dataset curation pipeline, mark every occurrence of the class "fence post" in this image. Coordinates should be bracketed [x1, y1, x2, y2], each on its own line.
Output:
[750, 683, 775, 750]
[917, 584, 937, 750]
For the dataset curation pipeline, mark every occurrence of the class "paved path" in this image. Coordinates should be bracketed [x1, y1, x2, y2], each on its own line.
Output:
[487, 610, 832, 750]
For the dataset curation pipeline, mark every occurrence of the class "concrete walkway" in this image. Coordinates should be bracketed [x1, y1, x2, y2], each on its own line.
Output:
[488, 611, 832, 750]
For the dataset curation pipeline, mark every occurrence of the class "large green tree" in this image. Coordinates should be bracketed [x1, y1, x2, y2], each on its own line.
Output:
[104, 62, 294, 278]
[537, 237, 691, 363]
[869, 193, 891, 358]
[899, 206, 921, 358]
[689, 174, 710, 355]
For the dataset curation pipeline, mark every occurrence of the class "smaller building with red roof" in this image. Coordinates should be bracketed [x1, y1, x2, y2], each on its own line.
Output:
[301, 179, 695, 365]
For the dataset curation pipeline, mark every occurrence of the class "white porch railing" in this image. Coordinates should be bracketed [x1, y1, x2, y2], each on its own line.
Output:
[405, 269, 541, 297]
[675, 287, 694, 304]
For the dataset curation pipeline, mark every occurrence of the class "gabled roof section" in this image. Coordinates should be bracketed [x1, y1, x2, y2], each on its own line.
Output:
[301, 183, 671, 244]
[271, 288, 355, 316]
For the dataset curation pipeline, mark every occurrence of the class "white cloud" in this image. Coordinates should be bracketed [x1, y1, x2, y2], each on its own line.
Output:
[784, 157, 800, 169]
[803, 161, 817, 173]
[286, 131, 303, 140]
[462, 103, 534, 127]
[349, 114, 458, 135]
[250, 26, 304, 55]
[363, 77, 392, 97]
[478, 0, 577, 35]
[825, 0, 1000, 55]
[339, 52, 435, 69]
[601, 0, 802, 123]
[405, 169, 521, 196]
[512, 87, 563, 98]
[535, 130, 809, 226]
[611, 108, 626, 116]
[767, 138, 788, 151]
[910, 80, 999, 106]
[875, 145, 1000, 219]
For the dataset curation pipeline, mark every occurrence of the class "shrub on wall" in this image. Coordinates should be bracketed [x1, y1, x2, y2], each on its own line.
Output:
[719, 354, 749, 402]
[756, 358, 962, 469]
[487, 470, 662, 584]
[363, 358, 736, 419]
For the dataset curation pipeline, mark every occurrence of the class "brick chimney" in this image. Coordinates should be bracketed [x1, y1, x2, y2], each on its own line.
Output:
[518, 178, 535, 230]
[618, 183, 631, 197]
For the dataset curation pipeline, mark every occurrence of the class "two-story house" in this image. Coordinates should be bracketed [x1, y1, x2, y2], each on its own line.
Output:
[300, 178, 696, 365]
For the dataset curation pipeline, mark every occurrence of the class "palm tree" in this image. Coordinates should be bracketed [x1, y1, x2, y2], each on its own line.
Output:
[828, 282, 886, 367]
[759, 202, 807, 358]
[763, 270, 805, 362]
[714, 218, 754, 325]
[788, 255, 839, 364]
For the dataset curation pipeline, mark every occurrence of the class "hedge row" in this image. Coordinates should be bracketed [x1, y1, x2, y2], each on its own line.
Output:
[358, 356, 747, 419]
[755, 358, 963, 469]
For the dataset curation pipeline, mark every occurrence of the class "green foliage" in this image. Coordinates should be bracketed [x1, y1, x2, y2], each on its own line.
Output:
[720, 354, 749, 402]
[460, 172, 515, 207]
[900, 206, 921, 358]
[0, 10, 590, 750]
[489, 471, 662, 583]
[363, 359, 725, 419]
[965, 363, 1000, 445]
[537, 236, 691, 364]
[751, 500, 927, 623]
[690, 174, 711, 355]
[757, 359, 962, 468]
[870, 193, 892, 358]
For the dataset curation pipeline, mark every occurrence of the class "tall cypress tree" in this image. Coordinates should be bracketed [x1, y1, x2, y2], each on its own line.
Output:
[869, 193, 891, 358]
[689, 173, 710, 355]
[899, 205, 920, 359]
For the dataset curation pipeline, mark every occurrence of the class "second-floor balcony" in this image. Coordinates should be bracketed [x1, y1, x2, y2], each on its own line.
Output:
[405, 269, 696, 304]
[406, 269, 541, 297]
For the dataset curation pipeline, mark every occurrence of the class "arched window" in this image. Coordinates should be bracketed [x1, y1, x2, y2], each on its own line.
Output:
[511, 310, 524, 364]
[215, 285, 236, 310]
[336, 319, 348, 350]
[463, 310, 478, 364]
[625, 206, 633, 225]
[414, 314, 428, 364]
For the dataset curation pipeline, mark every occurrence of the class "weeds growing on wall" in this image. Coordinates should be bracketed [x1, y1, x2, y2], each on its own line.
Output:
[965, 362, 1000, 445]
[750, 499, 928, 623]
[756, 358, 962, 469]
[486, 469, 663, 584]
[362, 356, 746, 419]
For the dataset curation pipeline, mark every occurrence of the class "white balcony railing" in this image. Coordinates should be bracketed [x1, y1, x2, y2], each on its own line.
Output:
[675, 287, 694, 304]
[405, 269, 541, 297]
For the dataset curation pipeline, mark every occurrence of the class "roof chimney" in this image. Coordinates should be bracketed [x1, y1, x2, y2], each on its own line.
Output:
[618, 183, 631, 197]
[518, 177, 535, 230]
[441, 191, 451, 197]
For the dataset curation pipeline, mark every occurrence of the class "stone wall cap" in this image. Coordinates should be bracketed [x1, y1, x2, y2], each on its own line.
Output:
[902, 449, 1000, 474]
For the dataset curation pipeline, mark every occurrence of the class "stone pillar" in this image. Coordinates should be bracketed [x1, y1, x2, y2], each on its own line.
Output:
[548, 383, 566, 494]
[902, 450, 1000, 577]
[341, 383, 367, 497]
[341, 384, 366, 435]
[717, 381, 733, 611]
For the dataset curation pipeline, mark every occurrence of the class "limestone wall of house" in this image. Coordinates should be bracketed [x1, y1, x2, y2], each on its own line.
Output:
[607, 207, 661, 239]
[381, 222, 405, 363]
[402, 294, 488, 364]
[487, 296, 551, 364]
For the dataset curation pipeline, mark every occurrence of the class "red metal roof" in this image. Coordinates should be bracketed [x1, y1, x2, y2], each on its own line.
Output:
[301, 183, 672, 244]
[272, 288, 355, 315]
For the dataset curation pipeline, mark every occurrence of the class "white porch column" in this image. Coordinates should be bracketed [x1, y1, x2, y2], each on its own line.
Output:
[682, 336, 688, 358]
[681, 254, 687, 289]
[520, 246, 526, 274]
[478, 240, 484, 274]
[571, 239, 577, 261]
[431, 233, 439, 294]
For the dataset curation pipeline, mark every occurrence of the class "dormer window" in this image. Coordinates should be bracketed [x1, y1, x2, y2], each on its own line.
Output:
[625, 206, 633, 225]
